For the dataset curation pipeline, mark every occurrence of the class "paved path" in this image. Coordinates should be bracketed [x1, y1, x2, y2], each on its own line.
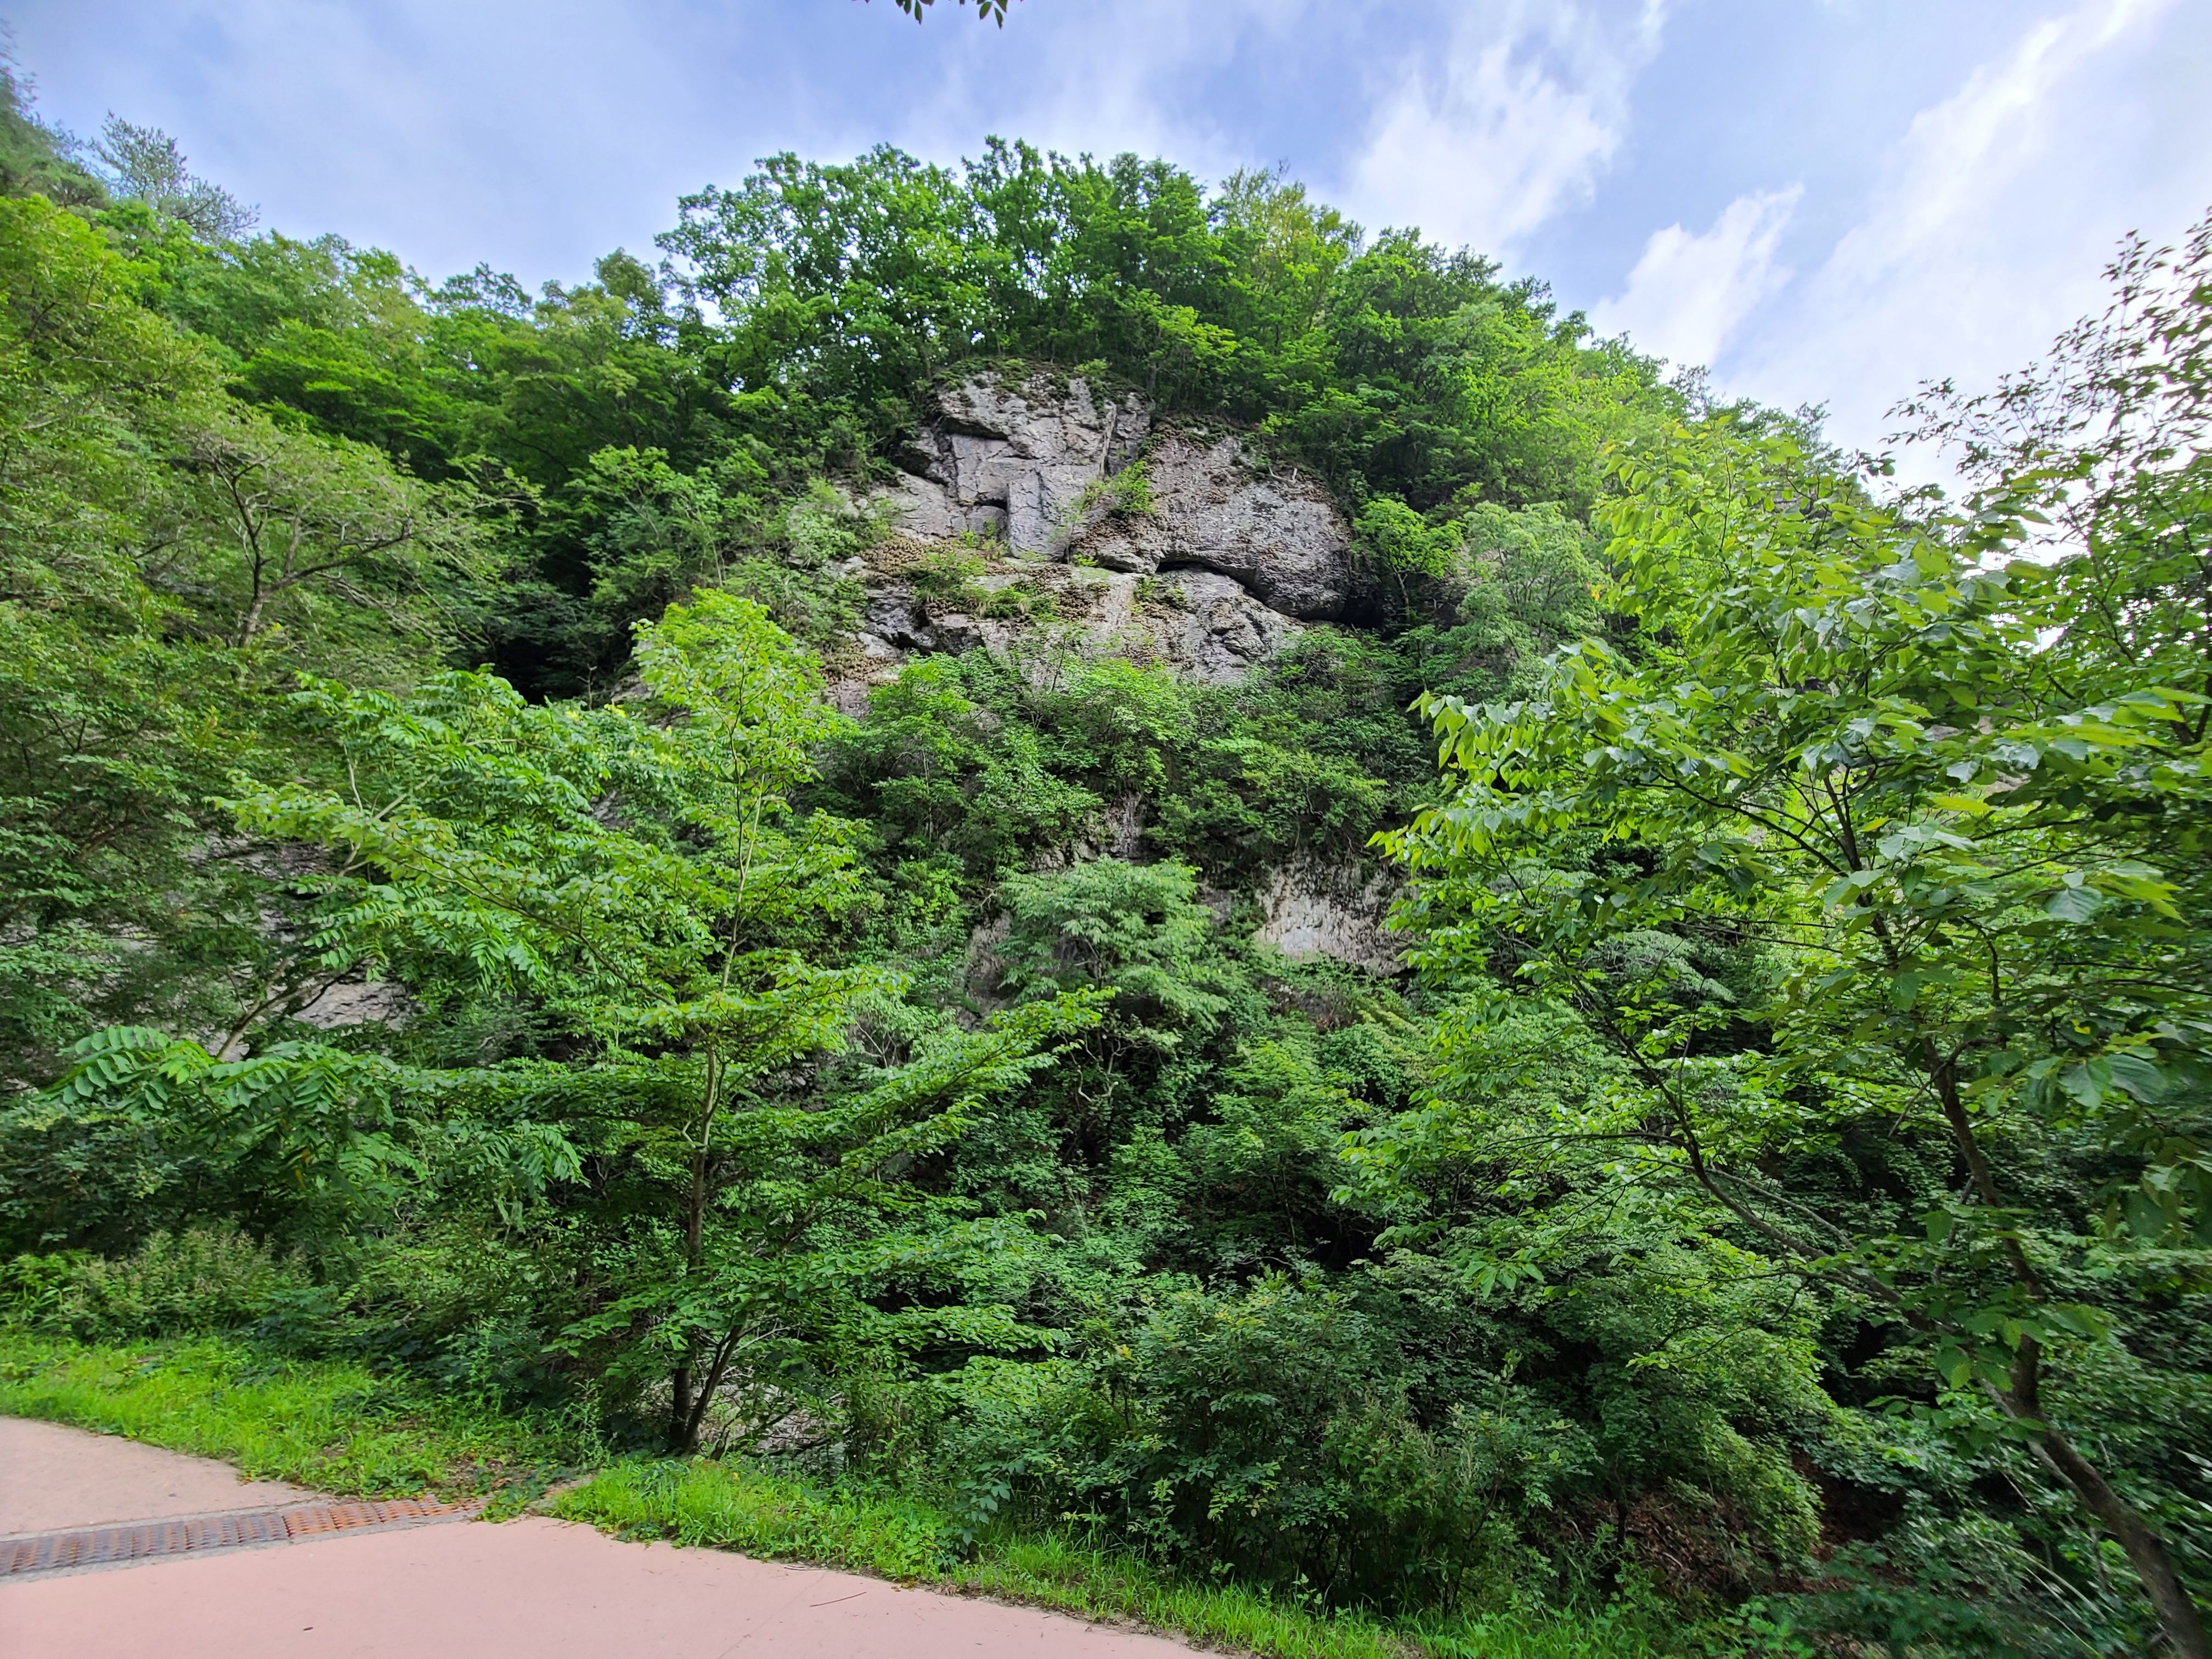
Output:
[0, 1419, 1190, 1659]
[0, 1417, 314, 1534]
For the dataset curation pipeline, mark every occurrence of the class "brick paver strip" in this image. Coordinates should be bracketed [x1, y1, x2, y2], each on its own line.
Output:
[0, 1496, 475, 1577]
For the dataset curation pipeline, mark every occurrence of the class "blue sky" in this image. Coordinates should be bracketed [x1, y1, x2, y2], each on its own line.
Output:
[12, 0, 2211, 468]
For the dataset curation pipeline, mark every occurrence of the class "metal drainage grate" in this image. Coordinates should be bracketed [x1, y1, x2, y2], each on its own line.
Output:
[0, 1497, 476, 1578]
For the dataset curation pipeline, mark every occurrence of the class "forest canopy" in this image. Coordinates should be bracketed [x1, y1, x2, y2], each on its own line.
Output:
[2, 56, 2209, 1659]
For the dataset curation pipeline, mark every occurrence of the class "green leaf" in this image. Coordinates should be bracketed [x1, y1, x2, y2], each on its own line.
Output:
[2044, 883, 2104, 923]
[1934, 1345, 1974, 1389]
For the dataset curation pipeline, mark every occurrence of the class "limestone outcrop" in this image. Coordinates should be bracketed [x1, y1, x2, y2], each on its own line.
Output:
[882, 371, 1151, 554]
[878, 370, 1354, 623]
[1064, 432, 1352, 620]
[834, 561, 1299, 712]
[1253, 856, 1407, 977]
[1138, 568, 1301, 683]
[840, 372, 1405, 976]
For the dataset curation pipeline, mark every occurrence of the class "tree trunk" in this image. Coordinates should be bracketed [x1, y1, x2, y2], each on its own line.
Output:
[668, 1074, 715, 1453]
[679, 1327, 744, 1458]
[2035, 1426, 2208, 1658]
[1990, 1339, 2208, 1658]
[669, 1353, 695, 1452]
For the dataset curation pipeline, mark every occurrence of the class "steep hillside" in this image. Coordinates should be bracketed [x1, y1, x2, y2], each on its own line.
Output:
[4, 80, 2211, 1657]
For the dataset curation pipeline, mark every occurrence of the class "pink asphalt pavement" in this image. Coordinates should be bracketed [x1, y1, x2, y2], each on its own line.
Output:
[0, 1417, 314, 1534]
[0, 1420, 1193, 1659]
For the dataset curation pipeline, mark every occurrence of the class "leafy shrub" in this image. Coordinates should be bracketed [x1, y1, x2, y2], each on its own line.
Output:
[909, 1276, 1593, 1612]
[1067, 458, 1154, 523]
[910, 545, 988, 605]
[2, 1226, 310, 1339]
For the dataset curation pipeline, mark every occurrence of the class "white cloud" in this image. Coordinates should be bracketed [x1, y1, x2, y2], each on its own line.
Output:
[1344, 0, 1667, 253]
[1589, 185, 1801, 370]
[1719, 0, 2207, 472]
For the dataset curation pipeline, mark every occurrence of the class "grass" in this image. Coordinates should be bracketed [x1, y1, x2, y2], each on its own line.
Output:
[1, 1335, 1745, 1658]
[0, 1333, 591, 1509]
[555, 1459, 1712, 1659]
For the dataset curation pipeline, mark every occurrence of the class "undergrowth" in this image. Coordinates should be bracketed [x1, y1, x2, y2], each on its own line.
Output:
[0, 1336, 1802, 1658]
[555, 1459, 1787, 1659]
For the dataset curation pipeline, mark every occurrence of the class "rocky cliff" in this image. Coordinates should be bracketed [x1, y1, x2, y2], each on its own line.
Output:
[851, 370, 1355, 689]
[845, 369, 1403, 975]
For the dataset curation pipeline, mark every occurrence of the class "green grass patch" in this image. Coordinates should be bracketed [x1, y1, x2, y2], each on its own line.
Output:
[950, 1528, 1416, 1659]
[3, 1338, 1757, 1658]
[555, 1455, 950, 1578]
[555, 1459, 1717, 1659]
[0, 1334, 591, 1508]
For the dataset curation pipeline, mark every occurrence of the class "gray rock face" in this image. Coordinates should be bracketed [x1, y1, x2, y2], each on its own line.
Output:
[840, 374, 1393, 973]
[1069, 433, 1352, 620]
[856, 582, 985, 657]
[880, 371, 1353, 622]
[294, 979, 411, 1028]
[1253, 857, 1408, 976]
[890, 371, 1150, 555]
[1142, 569, 1300, 685]
[835, 562, 1299, 708]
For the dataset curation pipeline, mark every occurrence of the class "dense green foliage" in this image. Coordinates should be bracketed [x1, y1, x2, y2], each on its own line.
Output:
[2, 63, 2209, 1657]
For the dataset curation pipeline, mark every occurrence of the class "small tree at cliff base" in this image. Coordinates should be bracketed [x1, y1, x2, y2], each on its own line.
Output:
[222, 592, 1101, 1447]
